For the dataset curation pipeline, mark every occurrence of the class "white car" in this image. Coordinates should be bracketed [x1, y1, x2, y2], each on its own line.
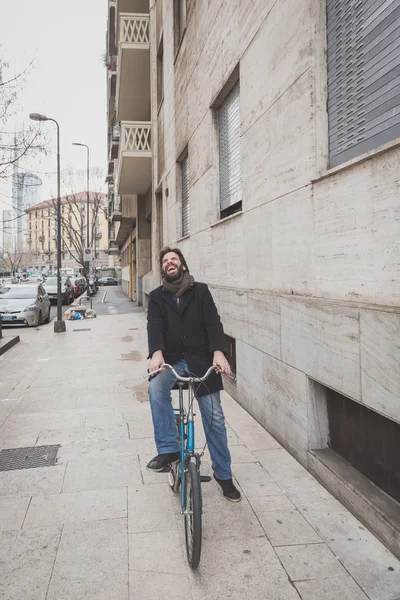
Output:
[0, 284, 51, 327]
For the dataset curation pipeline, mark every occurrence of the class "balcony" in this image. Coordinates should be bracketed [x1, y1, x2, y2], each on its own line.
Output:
[95, 231, 102, 239]
[116, 13, 150, 122]
[116, 121, 151, 195]
[110, 195, 122, 222]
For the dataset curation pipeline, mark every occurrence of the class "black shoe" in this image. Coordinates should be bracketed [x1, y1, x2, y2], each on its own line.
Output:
[214, 475, 241, 502]
[146, 452, 180, 472]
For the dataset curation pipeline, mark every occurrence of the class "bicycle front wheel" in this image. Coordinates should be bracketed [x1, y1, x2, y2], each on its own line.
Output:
[184, 460, 202, 569]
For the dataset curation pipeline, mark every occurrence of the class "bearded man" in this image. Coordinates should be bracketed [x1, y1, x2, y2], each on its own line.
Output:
[146, 246, 241, 502]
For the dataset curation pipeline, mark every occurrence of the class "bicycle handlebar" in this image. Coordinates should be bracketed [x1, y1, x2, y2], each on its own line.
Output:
[144, 363, 219, 382]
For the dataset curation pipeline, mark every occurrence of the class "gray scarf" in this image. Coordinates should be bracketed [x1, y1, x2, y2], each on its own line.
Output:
[162, 270, 194, 297]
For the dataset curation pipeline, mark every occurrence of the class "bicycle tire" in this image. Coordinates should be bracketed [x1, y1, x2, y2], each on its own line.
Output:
[184, 460, 202, 569]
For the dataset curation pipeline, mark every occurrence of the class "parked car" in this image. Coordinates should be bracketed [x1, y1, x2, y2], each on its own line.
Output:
[43, 276, 74, 305]
[98, 277, 118, 286]
[0, 283, 51, 327]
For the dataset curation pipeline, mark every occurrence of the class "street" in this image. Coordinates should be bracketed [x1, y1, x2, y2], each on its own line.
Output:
[0, 286, 399, 600]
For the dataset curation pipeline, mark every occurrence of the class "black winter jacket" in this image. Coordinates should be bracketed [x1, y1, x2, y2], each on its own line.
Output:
[147, 282, 226, 396]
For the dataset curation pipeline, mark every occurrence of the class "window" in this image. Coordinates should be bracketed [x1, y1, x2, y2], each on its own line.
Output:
[327, 1, 400, 168]
[224, 334, 237, 375]
[181, 155, 190, 237]
[218, 83, 242, 218]
[174, 0, 187, 51]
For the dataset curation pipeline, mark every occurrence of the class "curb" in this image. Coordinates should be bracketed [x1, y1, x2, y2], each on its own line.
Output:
[0, 335, 20, 356]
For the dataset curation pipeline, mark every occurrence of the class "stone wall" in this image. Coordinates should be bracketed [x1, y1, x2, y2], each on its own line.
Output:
[150, 0, 400, 462]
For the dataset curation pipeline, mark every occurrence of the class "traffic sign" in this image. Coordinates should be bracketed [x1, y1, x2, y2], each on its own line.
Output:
[84, 248, 93, 262]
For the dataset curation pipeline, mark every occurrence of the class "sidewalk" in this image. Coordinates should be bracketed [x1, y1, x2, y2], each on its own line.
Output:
[0, 288, 399, 600]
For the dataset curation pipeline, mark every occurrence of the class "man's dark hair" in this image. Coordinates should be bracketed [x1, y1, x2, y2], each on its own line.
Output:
[159, 246, 189, 271]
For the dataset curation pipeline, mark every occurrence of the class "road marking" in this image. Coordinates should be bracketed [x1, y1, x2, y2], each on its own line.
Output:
[102, 292, 107, 303]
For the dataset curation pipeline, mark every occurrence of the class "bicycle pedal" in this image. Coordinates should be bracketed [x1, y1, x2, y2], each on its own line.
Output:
[200, 475, 212, 482]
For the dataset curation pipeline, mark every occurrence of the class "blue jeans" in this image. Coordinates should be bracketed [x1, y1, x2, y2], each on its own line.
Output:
[148, 359, 232, 480]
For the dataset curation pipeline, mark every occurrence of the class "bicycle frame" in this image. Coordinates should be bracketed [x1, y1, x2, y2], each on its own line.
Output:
[174, 379, 201, 513]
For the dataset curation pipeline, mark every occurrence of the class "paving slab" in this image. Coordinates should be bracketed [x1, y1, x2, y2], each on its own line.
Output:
[61, 454, 142, 493]
[295, 574, 370, 600]
[0, 526, 62, 600]
[128, 483, 177, 534]
[46, 519, 129, 600]
[275, 542, 347, 581]
[0, 464, 66, 497]
[257, 509, 322, 546]
[329, 538, 400, 600]
[0, 494, 31, 531]
[129, 529, 187, 575]
[129, 571, 192, 600]
[24, 487, 127, 528]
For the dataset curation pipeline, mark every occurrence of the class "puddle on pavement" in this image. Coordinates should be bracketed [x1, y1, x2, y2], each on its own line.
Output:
[129, 382, 149, 393]
[136, 392, 149, 403]
[120, 351, 142, 361]
[120, 335, 134, 342]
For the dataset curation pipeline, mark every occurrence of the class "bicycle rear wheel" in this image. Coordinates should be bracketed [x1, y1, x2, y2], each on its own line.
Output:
[184, 460, 202, 569]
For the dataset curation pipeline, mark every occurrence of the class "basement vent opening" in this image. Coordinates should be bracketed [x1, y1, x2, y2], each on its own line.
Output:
[327, 389, 400, 504]
[0, 445, 60, 471]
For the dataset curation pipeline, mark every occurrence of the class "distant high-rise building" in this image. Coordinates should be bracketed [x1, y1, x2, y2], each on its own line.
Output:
[11, 171, 42, 250]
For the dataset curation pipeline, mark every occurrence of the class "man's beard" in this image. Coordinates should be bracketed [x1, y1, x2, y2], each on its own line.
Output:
[162, 263, 184, 283]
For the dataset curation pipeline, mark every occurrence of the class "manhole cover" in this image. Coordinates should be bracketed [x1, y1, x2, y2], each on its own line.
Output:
[73, 328, 91, 332]
[0, 445, 60, 471]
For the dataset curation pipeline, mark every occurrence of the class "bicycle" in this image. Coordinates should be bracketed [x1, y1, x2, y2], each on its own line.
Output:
[145, 363, 217, 569]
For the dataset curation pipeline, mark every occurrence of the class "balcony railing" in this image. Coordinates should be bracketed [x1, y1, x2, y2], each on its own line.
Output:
[120, 14, 149, 45]
[120, 121, 151, 152]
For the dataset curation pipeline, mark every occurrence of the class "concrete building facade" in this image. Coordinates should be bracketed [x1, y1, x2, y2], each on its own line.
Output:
[107, 0, 400, 553]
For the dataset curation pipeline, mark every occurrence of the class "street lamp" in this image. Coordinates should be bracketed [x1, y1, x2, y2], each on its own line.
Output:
[29, 113, 66, 333]
[72, 142, 90, 279]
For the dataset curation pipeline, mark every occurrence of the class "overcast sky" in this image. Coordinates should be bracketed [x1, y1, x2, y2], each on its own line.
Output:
[0, 0, 108, 218]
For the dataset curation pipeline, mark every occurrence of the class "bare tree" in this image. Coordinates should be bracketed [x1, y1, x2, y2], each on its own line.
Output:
[0, 52, 47, 181]
[51, 190, 107, 289]
[0, 239, 27, 275]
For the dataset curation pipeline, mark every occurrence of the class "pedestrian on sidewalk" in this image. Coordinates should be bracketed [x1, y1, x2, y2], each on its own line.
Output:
[146, 246, 241, 502]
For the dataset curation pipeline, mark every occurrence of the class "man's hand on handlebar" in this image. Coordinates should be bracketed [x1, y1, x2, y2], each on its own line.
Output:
[213, 350, 232, 375]
[148, 350, 165, 376]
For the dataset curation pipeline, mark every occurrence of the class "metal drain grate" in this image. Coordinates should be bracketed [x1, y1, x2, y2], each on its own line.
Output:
[0, 444, 60, 471]
[73, 328, 91, 332]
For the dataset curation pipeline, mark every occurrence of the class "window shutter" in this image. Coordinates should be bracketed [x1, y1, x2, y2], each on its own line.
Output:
[327, 0, 400, 167]
[181, 155, 190, 237]
[218, 84, 242, 211]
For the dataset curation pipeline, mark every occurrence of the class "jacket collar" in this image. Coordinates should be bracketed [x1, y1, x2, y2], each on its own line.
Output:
[162, 285, 195, 316]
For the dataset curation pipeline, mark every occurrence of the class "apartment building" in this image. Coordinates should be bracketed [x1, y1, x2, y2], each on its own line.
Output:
[106, 0, 152, 301]
[107, 0, 400, 554]
[26, 192, 108, 273]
